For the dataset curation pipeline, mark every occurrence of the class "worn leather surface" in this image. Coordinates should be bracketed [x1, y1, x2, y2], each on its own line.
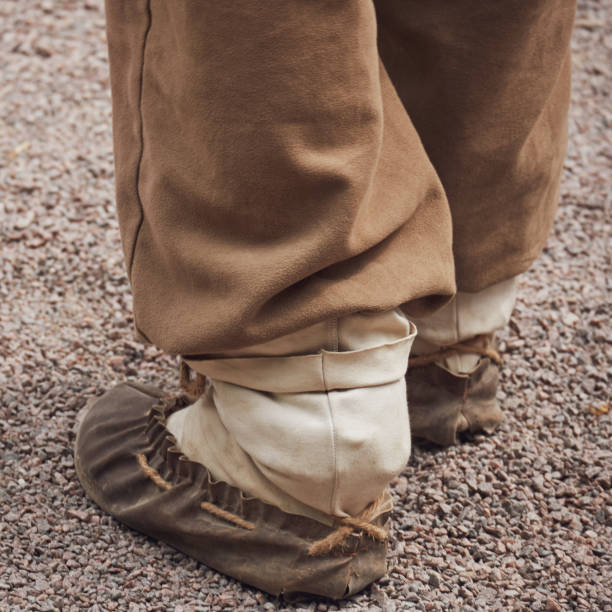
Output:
[407, 358, 504, 446]
[74, 383, 389, 599]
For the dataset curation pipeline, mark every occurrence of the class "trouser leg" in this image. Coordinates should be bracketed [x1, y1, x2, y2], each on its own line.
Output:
[105, 0, 576, 357]
[376, 0, 576, 293]
[373, 0, 575, 444]
[105, 0, 455, 356]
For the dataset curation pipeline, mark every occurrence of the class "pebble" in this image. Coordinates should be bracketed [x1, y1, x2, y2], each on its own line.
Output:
[428, 572, 441, 588]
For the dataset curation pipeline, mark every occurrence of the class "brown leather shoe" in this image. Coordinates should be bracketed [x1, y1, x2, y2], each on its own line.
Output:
[406, 335, 504, 446]
[74, 382, 390, 600]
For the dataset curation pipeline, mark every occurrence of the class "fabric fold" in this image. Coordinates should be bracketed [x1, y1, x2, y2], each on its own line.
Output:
[185, 321, 416, 393]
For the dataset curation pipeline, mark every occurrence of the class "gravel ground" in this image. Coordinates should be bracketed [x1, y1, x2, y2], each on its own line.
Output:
[1, 1, 610, 610]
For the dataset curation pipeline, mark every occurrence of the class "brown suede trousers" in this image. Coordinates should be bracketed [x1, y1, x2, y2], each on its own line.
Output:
[105, 0, 575, 355]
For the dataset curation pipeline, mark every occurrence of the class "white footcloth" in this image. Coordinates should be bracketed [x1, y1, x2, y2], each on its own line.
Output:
[408, 277, 518, 374]
[167, 309, 416, 523]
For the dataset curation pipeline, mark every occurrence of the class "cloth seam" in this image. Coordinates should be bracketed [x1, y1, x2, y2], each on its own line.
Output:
[127, 0, 152, 280]
[320, 350, 339, 516]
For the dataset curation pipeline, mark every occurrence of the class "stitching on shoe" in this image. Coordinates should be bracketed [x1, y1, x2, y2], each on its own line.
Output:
[136, 451, 255, 530]
[136, 453, 173, 491]
[307, 493, 391, 556]
[147, 392, 262, 531]
[200, 501, 255, 530]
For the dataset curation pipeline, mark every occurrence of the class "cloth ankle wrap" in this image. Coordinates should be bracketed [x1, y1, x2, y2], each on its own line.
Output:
[184, 335, 413, 393]
[408, 277, 517, 374]
[167, 310, 416, 523]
